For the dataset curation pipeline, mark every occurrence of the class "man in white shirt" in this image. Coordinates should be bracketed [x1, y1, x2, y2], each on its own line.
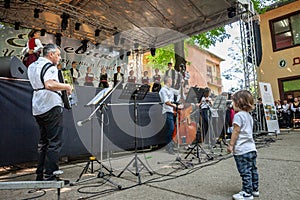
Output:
[159, 76, 182, 154]
[27, 43, 72, 181]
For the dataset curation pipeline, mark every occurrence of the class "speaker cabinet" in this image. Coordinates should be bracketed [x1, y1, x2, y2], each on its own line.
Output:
[0, 56, 28, 79]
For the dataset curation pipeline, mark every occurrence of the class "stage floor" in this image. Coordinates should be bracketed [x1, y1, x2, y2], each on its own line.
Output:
[0, 130, 299, 200]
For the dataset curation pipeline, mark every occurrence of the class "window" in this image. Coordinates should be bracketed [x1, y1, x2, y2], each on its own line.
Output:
[270, 11, 300, 51]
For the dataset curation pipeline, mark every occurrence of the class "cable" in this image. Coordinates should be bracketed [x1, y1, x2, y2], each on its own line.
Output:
[21, 189, 46, 200]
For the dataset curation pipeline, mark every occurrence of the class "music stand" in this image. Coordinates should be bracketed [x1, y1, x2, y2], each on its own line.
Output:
[184, 87, 213, 163]
[71, 85, 122, 189]
[117, 83, 153, 184]
[212, 95, 228, 151]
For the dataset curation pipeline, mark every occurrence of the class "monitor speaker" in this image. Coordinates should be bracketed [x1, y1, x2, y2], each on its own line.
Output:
[0, 56, 28, 79]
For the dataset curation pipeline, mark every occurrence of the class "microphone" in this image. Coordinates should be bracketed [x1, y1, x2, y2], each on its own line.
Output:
[77, 118, 91, 127]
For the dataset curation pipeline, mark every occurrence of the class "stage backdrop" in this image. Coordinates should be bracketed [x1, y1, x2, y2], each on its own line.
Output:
[0, 79, 166, 166]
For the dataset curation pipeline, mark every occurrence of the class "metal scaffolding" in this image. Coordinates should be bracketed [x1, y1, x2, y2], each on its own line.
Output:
[238, 0, 259, 99]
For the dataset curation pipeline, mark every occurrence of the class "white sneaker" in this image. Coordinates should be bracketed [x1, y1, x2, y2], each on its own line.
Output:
[252, 191, 259, 197]
[232, 191, 254, 200]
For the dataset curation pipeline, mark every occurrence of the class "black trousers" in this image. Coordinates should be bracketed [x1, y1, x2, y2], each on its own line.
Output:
[34, 106, 63, 179]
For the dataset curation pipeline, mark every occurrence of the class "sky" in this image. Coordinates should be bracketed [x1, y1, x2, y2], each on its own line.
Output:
[207, 22, 243, 92]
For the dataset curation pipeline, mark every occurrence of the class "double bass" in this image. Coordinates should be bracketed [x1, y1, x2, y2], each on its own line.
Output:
[172, 84, 197, 145]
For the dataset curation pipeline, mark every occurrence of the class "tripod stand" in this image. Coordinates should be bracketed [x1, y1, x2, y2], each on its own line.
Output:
[185, 108, 213, 163]
[173, 103, 189, 168]
[71, 87, 121, 189]
[117, 84, 153, 184]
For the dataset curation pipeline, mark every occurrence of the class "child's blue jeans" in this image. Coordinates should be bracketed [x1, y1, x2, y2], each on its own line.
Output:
[234, 151, 259, 194]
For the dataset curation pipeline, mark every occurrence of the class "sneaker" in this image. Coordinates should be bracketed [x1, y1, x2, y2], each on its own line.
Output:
[232, 191, 253, 200]
[252, 191, 259, 197]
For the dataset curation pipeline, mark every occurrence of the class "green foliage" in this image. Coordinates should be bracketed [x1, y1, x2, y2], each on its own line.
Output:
[188, 27, 230, 48]
[145, 44, 175, 72]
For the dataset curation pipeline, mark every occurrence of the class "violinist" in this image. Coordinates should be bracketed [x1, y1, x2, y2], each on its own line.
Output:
[199, 87, 212, 140]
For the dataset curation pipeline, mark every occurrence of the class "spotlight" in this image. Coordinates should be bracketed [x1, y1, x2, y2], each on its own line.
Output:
[75, 22, 81, 31]
[134, 42, 139, 49]
[40, 29, 46, 36]
[95, 29, 101, 37]
[120, 38, 125, 45]
[4, 0, 10, 9]
[55, 33, 62, 47]
[227, 6, 236, 18]
[119, 49, 124, 60]
[126, 51, 131, 56]
[150, 47, 156, 57]
[34, 8, 40, 18]
[113, 28, 120, 45]
[14, 22, 20, 30]
[60, 13, 70, 30]
[79, 39, 89, 52]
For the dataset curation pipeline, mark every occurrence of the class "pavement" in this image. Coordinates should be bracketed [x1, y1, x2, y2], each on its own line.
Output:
[0, 129, 300, 200]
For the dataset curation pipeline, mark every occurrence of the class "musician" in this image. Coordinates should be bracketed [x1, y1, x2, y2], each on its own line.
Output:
[200, 87, 212, 139]
[70, 61, 80, 85]
[84, 66, 95, 87]
[141, 70, 150, 85]
[164, 62, 181, 89]
[113, 66, 124, 87]
[152, 68, 161, 92]
[98, 67, 109, 88]
[159, 76, 182, 155]
[127, 70, 136, 83]
[27, 43, 72, 181]
[22, 30, 43, 67]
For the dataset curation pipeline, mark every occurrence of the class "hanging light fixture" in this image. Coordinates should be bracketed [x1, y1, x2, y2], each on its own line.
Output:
[75, 22, 81, 31]
[34, 8, 40, 18]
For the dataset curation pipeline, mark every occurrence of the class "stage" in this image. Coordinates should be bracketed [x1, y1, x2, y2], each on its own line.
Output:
[0, 78, 166, 167]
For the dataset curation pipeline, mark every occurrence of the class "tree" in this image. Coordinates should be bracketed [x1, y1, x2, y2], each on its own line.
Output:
[145, 0, 285, 73]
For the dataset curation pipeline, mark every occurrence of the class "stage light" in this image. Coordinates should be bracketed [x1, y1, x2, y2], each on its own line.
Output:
[227, 6, 236, 18]
[119, 49, 124, 60]
[134, 42, 139, 49]
[75, 22, 81, 31]
[95, 29, 101, 37]
[4, 0, 10, 9]
[34, 8, 40, 18]
[150, 47, 156, 57]
[113, 28, 120, 45]
[120, 38, 125, 45]
[80, 39, 89, 52]
[60, 13, 70, 30]
[40, 29, 46, 36]
[14, 22, 20, 30]
[55, 33, 62, 47]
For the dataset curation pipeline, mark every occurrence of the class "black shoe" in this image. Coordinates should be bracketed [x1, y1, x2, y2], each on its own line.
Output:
[36, 174, 43, 181]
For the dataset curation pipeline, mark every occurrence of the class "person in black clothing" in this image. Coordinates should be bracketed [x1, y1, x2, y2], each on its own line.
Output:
[70, 61, 80, 85]
[113, 66, 124, 87]
[164, 62, 181, 89]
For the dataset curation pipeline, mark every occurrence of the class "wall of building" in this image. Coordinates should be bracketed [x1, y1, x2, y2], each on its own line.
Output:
[258, 1, 300, 100]
[186, 44, 223, 95]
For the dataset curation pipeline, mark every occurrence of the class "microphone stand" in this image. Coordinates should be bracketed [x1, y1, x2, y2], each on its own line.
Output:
[174, 102, 189, 169]
[71, 81, 122, 189]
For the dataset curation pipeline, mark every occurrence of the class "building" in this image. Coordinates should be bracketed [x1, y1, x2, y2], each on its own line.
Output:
[258, 0, 300, 101]
[186, 44, 224, 96]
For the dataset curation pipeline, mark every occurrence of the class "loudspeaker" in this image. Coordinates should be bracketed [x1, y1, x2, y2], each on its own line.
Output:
[0, 56, 28, 79]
